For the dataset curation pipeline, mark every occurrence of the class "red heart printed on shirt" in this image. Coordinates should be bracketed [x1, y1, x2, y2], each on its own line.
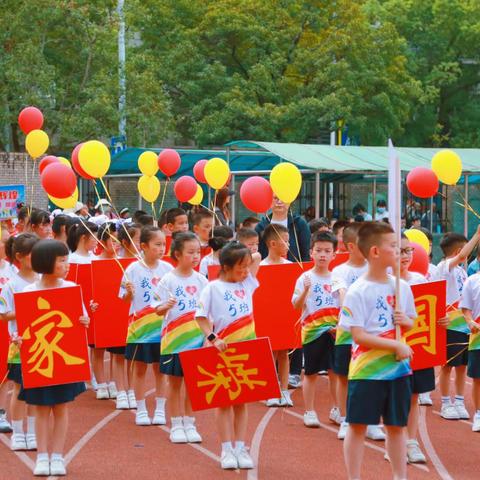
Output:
[234, 289, 245, 299]
[186, 285, 197, 295]
[151, 277, 160, 287]
[323, 284, 332, 293]
[386, 295, 395, 308]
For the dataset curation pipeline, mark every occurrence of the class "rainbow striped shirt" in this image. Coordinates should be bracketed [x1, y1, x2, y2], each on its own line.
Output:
[217, 314, 256, 343]
[301, 308, 338, 345]
[160, 311, 204, 354]
[126, 306, 163, 344]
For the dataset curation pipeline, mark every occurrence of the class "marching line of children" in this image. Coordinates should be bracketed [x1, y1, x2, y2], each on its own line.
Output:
[1, 204, 480, 478]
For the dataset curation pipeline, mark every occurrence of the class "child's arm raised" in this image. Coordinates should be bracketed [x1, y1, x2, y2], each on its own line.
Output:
[351, 326, 412, 360]
[249, 252, 262, 278]
[448, 225, 480, 270]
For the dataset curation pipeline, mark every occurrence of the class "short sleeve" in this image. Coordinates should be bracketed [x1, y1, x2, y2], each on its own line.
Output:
[291, 274, 304, 305]
[243, 274, 259, 296]
[459, 279, 474, 311]
[199, 257, 209, 277]
[196, 283, 212, 319]
[118, 264, 133, 299]
[338, 288, 364, 332]
[0, 284, 14, 314]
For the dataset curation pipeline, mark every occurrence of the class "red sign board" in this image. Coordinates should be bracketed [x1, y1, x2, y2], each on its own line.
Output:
[180, 337, 280, 411]
[14, 286, 91, 388]
[0, 320, 7, 382]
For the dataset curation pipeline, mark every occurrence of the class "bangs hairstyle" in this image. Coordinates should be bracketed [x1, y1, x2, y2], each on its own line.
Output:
[208, 225, 234, 252]
[97, 222, 117, 242]
[140, 226, 163, 245]
[118, 223, 141, 245]
[311, 231, 337, 250]
[236, 228, 258, 243]
[357, 222, 394, 258]
[31, 239, 69, 274]
[192, 209, 212, 226]
[242, 216, 260, 229]
[262, 224, 289, 244]
[52, 214, 73, 235]
[219, 241, 252, 270]
[166, 208, 187, 225]
[66, 221, 98, 252]
[10, 233, 39, 262]
[342, 222, 363, 245]
[440, 232, 467, 257]
[171, 232, 199, 260]
[29, 209, 50, 227]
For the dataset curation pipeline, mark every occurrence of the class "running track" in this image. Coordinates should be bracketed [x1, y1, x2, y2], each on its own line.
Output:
[0, 372, 476, 479]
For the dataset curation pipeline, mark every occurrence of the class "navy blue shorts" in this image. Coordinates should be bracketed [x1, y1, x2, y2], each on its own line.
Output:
[446, 330, 469, 366]
[159, 354, 183, 377]
[20, 382, 86, 406]
[467, 350, 480, 379]
[7, 364, 22, 385]
[410, 368, 435, 394]
[303, 334, 334, 375]
[346, 376, 412, 427]
[125, 343, 160, 364]
[107, 346, 126, 355]
[333, 344, 351, 376]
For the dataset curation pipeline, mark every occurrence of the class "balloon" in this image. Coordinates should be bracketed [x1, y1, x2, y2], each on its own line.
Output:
[204, 157, 230, 190]
[269, 162, 302, 203]
[188, 184, 204, 205]
[138, 151, 158, 176]
[57, 156, 72, 168]
[409, 242, 429, 277]
[18, 106, 44, 134]
[174, 176, 198, 202]
[405, 229, 430, 254]
[25, 129, 49, 159]
[78, 140, 111, 178]
[41, 163, 77, 199]
[406, 167, 438, 198]
[193, 159, 208, 184]
[138, 175, 160, 203]
[71, 143, 94, 180]
[431, 150, 462, 185]
[157, 148, 181, 177]
[39, 155, 59, 174]
[48, 187, 79, 210]
[240, 176, 273, 213]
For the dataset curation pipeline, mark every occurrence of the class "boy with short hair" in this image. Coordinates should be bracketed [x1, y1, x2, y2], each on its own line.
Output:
[338, 222, 416, 480]
[437, 228, 480, 420]
[236, 228, 259, 254]
[166, 208, 189, 234]
[241, 217, 260, 230]
[192, 209, 213, 258]
[292, 231, 341, 427]
[332, 220, 350, 253]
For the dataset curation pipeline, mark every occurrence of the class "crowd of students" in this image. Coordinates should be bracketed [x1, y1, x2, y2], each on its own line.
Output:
[0, 196, 478, 479]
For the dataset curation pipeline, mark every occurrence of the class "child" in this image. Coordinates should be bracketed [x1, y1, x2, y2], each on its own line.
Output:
[332, 220, 350, 253]
[437, 228, 480, 420]
[158, 232, 207, 443]
[338, 222, 416, 480]
[260, 224, 293, 407]
[199, 226, 234, 277]
[195, 242, 261, 470]
[292, 231, 341, 427]
[120, 226, 173, 426]
[191, 209, 214, 258]
[52, 215, 73, 244]
[459, 271, 480, 432]
[236, 228, 259, 254]
[0, 233, 39, 451]
[67, 222, 98, 264]
[241, 217, 260, 230]
[22, 239, 89, 476]
[166, 208, 189, 235]
[27, 209, 52, 239]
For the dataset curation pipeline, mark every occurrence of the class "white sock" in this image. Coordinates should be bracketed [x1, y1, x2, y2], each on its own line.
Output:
[441, 396, 451, 405]
[339, 416, 346, 423]
[455, 395, 465, 404]
[108, 381, 116, 387]
[12, 420, 23, 435]
[27, 416, 35, 435]
[51, 453, 63, 461]
[171, 416, 183, 427]
[183, 416, 195, 426]
[97, 383, 107, 389]
[128, 389, 135, 396]
[235, 441, 245, 451]
[222, 441, 233, 452]
[155, 397, 166, 411]
[37, 453, 48, 462]
[475, 410, 480, 417]
[136, 399, 146, 412]
[117, 390, 127, 397]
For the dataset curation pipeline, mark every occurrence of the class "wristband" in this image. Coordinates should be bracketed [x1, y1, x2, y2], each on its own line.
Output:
[207, 332, 217, 342]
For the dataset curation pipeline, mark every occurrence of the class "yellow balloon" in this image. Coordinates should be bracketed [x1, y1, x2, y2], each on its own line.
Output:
[405, 229, 430, 254]
[48, 187, 79, 209]
[188, 184, 204, 205]
[138, 175, 160, 203]
[204, 157, 230, 190]
[57, 157, 72, 168]
[431, 150, 462, 185]
[269, 163, 302, 203]
[138, 151, 159, 176]
[78, 140, 111, 178]
[25, 129, 49, 159]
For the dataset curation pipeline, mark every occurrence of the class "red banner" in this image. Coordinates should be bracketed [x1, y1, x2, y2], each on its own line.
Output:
[14, 286, 91, 388]
[405, 280, 447, 370]
[180, 337, 280, 411]
[0, 320, 7, 381]
[91, 258, 135, 348]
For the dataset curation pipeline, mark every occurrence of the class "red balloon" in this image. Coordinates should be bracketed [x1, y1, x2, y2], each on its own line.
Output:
[193, 160, 208, 184]
[18, 106, 44, 135]
[41, 163, 77, 199]
[174, 176, 198, 203]
[158, 149, 181, 177]
[240, 176, 273, 213]
[71, 143, 94, 180]
[409, 242, 429, 276]
[39, 155, 60, 174]
[406, 167, 439, 198]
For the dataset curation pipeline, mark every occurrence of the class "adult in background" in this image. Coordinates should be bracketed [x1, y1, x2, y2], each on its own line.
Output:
[352, 203, 372, 221]
[214, 188, 234, 229]
[256, 196, 311, 388]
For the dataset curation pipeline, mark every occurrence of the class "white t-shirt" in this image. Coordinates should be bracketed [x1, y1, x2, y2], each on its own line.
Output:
[69, 251, 96, 265]
[427, 263, 439, 282]
[0, 261, 18, 288]
[459, 274, 480, 320]
[119, 260, 173, 315]
[271, 218, 288, 228]
[332, 262, 368, 290]
[199, 253, 219, 277]
[260, 257, 291, 266]
[404, 271, 427, 286]
[436, 258, 467, 306]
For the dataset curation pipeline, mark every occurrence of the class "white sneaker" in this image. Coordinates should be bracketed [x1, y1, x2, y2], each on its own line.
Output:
[303, 411, 320, 428]
[26, 433, 37, 450]
[108, 382, 118, 399]
[116, 391, 129, 410]
[169, 425, 188, 443]
[10, 433, 27, 451]
[455, 402, 470, 419]
[236, 446, 254, 469]
[33, 458, 50, 476]
[329, 406, 341, 425]
[127, 390, 137, 409]
[407, 439, 426, 463]
[0, 412, 12, 433]
[96, 386, 109, 400]
[279, 390, 293, 407]
[135, 410, 151, 426]
[472, 414, 480, 432]
[221, 449, 238, 469]
[152, 408, 166, 425]
[366, 425, 386, 441]
[440, 403, 460, 420]
[337, 421, 349, 440]
[418, 392, 433, 406]
[266, 398, 280, 407]
[50, 457, 66, 476]
[184, 418, 202, 443]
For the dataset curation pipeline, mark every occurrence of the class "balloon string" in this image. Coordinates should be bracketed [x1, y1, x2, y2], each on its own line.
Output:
[29, 158, 37, 215]
[151, 202, 156, 221]
[211, 190, 218, 237]
[158, 177, 169, 217]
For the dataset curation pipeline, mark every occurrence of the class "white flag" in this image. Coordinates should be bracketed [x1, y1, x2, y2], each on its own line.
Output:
[388, 139, 400, 233]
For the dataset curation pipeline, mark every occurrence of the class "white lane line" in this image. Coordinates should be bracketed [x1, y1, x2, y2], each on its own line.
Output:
[247, 408, 277, 480]
[418, 407, 453, 480]
[0, 433, 36, 471]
